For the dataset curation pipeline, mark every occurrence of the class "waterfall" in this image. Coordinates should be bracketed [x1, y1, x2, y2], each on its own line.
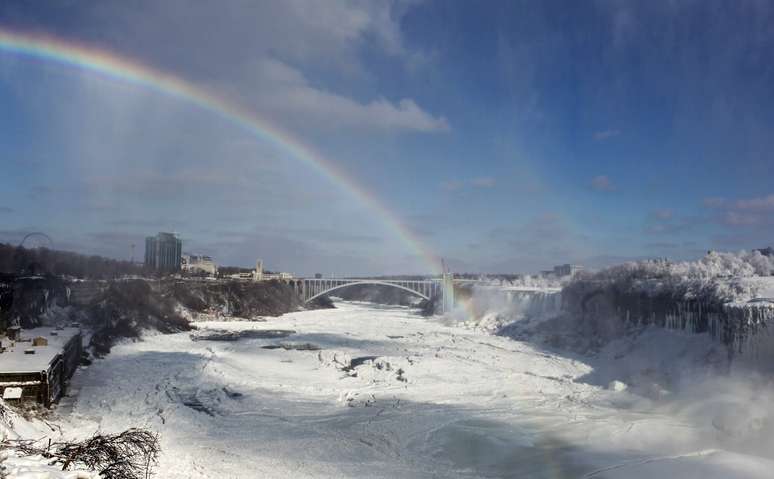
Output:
[503, 289, 562, 320]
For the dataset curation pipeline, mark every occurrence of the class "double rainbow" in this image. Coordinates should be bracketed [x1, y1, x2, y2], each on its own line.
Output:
[0, 28, 442, 275]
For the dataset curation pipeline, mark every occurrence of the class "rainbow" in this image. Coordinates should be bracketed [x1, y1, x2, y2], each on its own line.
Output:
[0, 28, 442, 274]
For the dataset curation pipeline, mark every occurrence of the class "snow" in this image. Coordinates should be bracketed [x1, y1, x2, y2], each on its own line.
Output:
[3, 388, 22, 400]
[500, 285, 562, 293]
[0, 327, 81, 374]
[0, 302, 749, 477]
[0, 304, 752, 478]
[2, 455, 96, 479]
[0, 399, 95, 478]
[735, 277, 774, 303]
[582, 450, 774, 479]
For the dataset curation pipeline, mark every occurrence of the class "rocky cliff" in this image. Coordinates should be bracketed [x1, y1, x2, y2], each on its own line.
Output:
[0, 276, 309, 355]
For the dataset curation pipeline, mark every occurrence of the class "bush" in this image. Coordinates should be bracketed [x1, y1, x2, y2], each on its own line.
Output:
[3, 428, 160, 479]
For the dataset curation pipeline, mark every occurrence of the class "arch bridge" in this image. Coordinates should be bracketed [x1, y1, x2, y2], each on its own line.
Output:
[295, 276, 455, 313]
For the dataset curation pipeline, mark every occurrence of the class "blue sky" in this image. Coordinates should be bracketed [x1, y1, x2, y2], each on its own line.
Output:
[1, 1, 773, 275]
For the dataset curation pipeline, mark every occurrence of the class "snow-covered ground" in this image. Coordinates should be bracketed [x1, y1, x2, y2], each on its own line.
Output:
[8, 301, 774, 478]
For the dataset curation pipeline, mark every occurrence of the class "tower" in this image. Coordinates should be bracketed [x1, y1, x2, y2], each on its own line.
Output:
[254, 259, 263, 281]
[441, 259, 455, 313]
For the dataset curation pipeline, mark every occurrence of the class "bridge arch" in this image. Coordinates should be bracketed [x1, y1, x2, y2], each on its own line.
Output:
[304, 280, 431, 304]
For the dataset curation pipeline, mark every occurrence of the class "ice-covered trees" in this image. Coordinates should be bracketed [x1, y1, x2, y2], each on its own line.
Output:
[561, 250, 774, 354]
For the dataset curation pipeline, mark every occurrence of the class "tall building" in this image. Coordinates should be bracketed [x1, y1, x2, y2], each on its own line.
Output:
[144, 232, 182, 272]
[253, 259, 263, 281]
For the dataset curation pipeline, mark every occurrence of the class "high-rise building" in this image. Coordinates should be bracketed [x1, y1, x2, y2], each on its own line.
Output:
[144, 232, 182, 272]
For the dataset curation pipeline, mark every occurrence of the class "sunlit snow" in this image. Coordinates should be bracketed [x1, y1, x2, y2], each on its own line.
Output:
[4, 301, 765, 478]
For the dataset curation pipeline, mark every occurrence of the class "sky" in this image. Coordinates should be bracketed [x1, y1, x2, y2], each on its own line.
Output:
[1, 0, 773, 276]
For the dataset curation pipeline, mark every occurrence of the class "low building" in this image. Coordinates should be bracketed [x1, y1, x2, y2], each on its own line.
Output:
[228, 272, 255, 280]
[223, 261, 292, 282]
[182, 254, 218, 276]
[262, 272, 293, 281]
[0, 326, 82, 407]
[553, 264, 583, 277]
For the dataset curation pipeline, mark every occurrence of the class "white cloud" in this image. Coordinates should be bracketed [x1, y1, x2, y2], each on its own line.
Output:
[239, 58, 449, 132]
[440, 180, 463, 192]
[736, 194, 774, 211]
[73, 0, 447, 134]
[593, 129, 621, 141]
[722, 211, 761, 226]
[703, 197, 726, 208]
[703, 193, 774, 228]
[441, 176, 496, 192]
[471, 177, 496, 188]
[590, 175, 615, 191]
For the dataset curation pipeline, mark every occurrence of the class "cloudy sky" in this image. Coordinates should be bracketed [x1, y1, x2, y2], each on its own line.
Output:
[1, 1, 773, 275]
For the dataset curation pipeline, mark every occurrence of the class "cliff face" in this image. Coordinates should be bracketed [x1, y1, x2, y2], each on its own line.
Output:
[0, 275, 70, 329]
[88, 280, 192, 355]
[0, 276, 308, 355]
[166, 280, 305, 319]
[560, 276, 774, 356]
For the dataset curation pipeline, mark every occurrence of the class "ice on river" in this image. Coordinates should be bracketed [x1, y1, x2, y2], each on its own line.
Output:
[46, 302, 774, 478]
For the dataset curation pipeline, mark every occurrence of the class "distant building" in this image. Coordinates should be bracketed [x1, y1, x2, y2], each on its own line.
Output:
[181, 254, 218, 276]
[144, 232, 182, 272]
[228, 272, 255, 280]
[262, 272, 293, 281]
[253, 260, 263, 281]
[553, 264, 583, 277]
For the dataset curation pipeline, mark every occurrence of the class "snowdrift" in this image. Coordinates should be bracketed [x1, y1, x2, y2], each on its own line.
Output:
[0, 399, 96, 478]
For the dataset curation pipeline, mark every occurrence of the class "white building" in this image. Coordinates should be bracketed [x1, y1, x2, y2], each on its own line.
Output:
[181, 254, 218, 276]
[250, 259, 292, 281]
[228, 272, 254, 280]
[552, 264, 583, 277]
[261, 272, 293, 281]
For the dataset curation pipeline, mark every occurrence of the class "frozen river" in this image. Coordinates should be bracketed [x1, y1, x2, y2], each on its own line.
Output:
[58, 302, 774, 478]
